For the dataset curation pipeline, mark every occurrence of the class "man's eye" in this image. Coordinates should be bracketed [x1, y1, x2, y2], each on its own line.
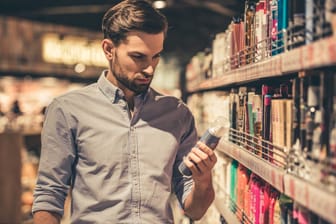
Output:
[131, 55, 144, 60]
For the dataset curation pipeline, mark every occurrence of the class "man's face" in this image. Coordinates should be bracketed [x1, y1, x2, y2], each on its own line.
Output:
[110, 31, 164, 95]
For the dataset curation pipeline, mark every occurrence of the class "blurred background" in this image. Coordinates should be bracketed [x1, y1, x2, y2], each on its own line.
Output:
[0, 1, 243, 223]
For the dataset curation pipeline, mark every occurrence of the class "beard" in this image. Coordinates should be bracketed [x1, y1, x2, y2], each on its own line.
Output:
[111, 51, 152, 95]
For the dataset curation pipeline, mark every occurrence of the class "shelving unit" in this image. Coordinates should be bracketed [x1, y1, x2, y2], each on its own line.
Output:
[186, 24, 336, 224]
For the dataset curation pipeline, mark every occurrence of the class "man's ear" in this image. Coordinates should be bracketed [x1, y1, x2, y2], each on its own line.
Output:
[102, 39, 114, 60]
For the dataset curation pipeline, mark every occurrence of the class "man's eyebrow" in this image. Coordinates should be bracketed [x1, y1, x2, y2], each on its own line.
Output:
[128, 51, 144, 55]
[128, 49, 163, 57]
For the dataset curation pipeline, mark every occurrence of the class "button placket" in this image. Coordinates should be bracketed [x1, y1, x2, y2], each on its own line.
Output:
[118, 99, 132, 121]
[129, 126, 141, 221]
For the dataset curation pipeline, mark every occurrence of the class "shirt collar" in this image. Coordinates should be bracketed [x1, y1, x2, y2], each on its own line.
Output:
[97, 70, 150, 104]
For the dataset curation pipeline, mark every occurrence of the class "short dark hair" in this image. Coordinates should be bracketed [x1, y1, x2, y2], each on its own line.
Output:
[102, 0, 168, 45]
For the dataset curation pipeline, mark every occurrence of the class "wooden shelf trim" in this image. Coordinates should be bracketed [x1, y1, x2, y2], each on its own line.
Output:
[187, 36, 336, 92]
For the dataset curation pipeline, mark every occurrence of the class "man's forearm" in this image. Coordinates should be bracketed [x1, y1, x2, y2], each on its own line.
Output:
[33, 211, 61, 224]
[183, 178, 215, 221]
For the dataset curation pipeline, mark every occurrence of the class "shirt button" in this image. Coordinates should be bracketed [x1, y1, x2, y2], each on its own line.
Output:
[118, 101, 126, 107]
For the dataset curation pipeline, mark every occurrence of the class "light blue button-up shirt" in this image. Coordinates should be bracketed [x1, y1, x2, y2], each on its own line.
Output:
[33, 72, 197, 223]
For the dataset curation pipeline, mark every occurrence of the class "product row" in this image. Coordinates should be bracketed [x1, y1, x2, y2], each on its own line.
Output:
[186, 0, 336, 88]
[188, 69, 336, 191]
[0, 76, 84, 133]
[212, 152, 332, 224]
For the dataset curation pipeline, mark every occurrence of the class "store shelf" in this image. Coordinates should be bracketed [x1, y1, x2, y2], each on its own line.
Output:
[187, 36, 336, 93]
[22, 129, 41, 136]
[187, 15, 336, 220]
[213, 195, 241, 224]
[216, 139, 336, 223]
[300, 36, 336, 70]
[282, 36, 336, 73]
[217, 140, 285, 192]
[283, 174, 336, 223]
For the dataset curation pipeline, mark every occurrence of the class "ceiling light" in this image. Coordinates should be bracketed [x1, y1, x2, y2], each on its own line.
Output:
[74, 63, 86, 73]
[152, 0, 167, 9]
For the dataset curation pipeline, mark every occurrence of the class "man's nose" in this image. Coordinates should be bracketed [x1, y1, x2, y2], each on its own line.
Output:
[142, 64, 154, 75]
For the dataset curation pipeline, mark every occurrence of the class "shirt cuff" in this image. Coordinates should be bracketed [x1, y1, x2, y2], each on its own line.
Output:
[32, 194, 65, 217]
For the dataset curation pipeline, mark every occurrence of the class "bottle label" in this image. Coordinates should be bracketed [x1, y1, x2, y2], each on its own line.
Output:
[200, 129, 220, 149]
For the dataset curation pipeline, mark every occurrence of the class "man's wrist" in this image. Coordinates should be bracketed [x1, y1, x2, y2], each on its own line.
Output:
[193, 175, 213, 192]
[33, 210, 61, 224]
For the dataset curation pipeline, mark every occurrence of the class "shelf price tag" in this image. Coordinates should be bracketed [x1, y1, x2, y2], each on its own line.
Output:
[249, 156, 284, 192]
[218, 141, 239, 161]
[312, 39, 324, 66]
[257, 61, 265, 78]
[302, 44, 314, 69]
[199, 80, 211, 90]
[264, 60, 272, 76]
[281, 48, 302, 72]
[234, 67, 244, 83]
[246, 63, 258, 81]
[311, 37, 336, 67]
[270, 55, 281, 75]
[222, 74, 233, 86]
[284, 175, 308, 205]
[228, 73, 235, 84]
[275, 55, 282, 74]
[284, 174, 336, 223]
[328, 37, 336, 64]
[306, 183, 336, 223]
[270, 168, 284, 192]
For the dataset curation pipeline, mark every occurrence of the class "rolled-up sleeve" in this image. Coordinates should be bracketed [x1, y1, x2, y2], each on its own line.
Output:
[32, 99, 76, 216]
[172, 108, 197, 208]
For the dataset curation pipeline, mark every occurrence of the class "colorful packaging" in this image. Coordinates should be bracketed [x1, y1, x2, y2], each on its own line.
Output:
[230, 160, 238, 213]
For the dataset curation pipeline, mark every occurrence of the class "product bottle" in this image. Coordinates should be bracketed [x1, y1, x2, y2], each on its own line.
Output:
[245, 0, 256, 63]
[305, 75, 320, 156]
[253, 94, 263, 157]
[178, 118, 226, 176]
[229, 88, 238, 144]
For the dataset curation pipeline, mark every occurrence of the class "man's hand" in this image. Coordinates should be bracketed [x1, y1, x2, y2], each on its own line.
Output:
[183, 141, 217, 180]
[182, 141, 217, 220]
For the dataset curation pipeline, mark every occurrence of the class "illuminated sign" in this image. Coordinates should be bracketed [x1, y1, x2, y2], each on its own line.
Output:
[42, 33, 107, 67]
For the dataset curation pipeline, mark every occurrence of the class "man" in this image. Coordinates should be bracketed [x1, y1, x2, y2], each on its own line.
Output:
[32, 0, 217, 223]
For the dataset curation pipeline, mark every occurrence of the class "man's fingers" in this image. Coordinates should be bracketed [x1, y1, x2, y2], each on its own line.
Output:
[183, 141, 218, 176]
[196, 142, 215, 155]
[192, 143, 216, 162]
[183, 156, 201, 174]
[187, 151, 215, 172]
